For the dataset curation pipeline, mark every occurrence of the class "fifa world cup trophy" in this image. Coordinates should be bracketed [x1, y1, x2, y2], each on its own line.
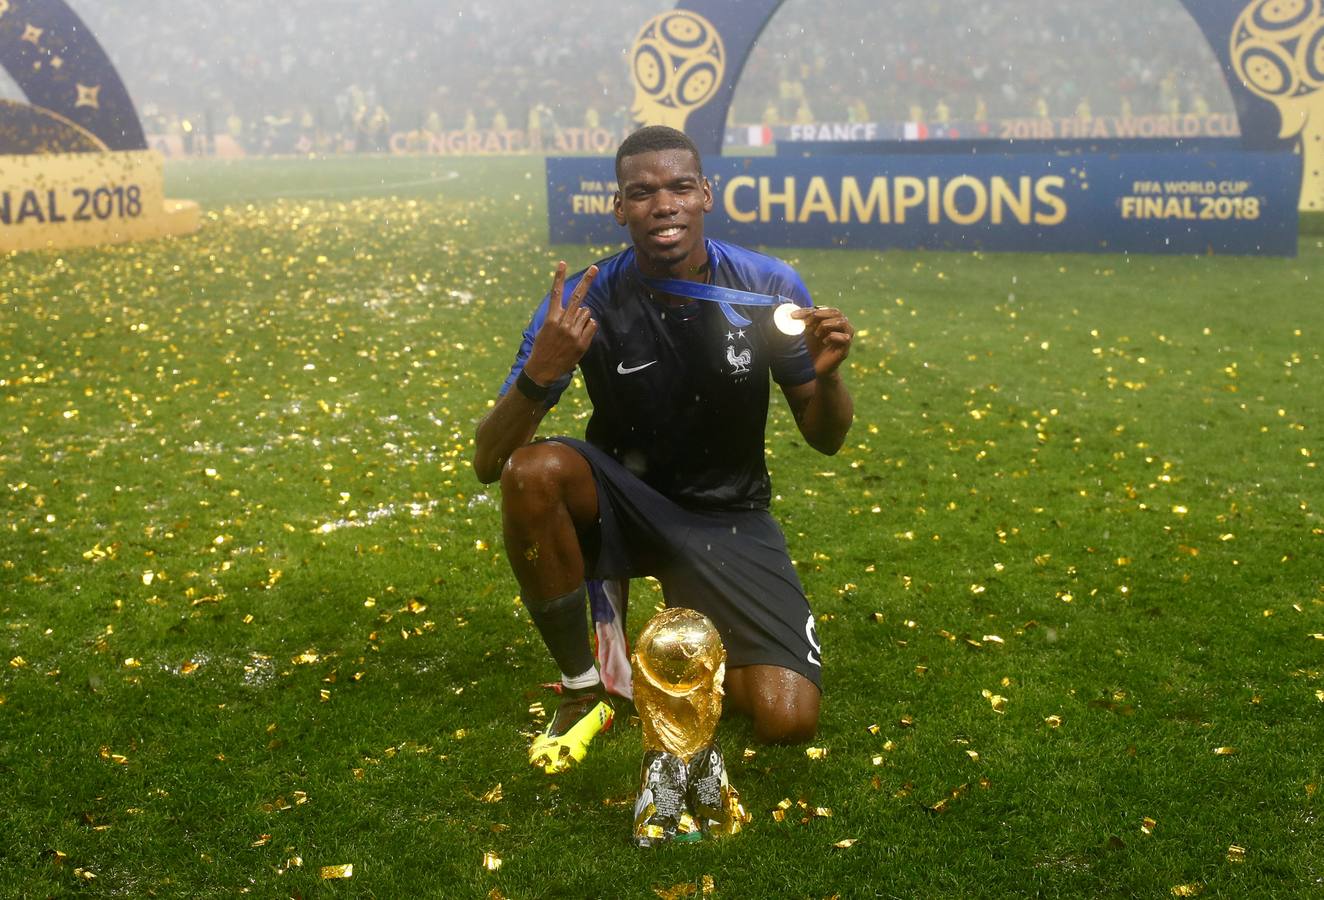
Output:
[1231, 0, 1324, 210]
[629, 11, 725, 131]
[630, 608, 748, 847]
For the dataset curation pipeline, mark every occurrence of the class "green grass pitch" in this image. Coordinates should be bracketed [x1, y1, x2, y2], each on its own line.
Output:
[1, 155, 1322, 897]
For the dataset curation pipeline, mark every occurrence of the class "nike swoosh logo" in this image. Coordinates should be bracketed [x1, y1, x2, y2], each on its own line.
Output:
[616, 361, 658, 375]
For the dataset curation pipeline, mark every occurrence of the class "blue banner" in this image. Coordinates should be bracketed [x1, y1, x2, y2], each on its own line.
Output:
[547, 151, 1300, 257]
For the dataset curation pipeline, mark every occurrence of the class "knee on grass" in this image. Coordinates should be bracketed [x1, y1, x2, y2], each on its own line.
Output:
[749, 701, 819, 745]
[727, 665, 821, 745]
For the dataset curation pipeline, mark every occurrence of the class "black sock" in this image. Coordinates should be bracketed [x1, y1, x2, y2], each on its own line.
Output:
[524, 584, 597, 685]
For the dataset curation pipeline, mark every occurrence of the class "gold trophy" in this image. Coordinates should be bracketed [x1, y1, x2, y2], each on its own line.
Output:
[630, 607, 748, 846]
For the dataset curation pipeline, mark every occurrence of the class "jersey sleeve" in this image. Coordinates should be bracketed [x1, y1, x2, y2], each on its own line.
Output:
[768, 267, 815, 388]
[498, 293, 574, 407]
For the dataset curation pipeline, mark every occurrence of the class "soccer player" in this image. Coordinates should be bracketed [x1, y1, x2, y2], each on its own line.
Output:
[473, 126, 854, 774]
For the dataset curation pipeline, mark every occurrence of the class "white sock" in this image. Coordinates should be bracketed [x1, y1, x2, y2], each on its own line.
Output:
[561, 666, 600, 691]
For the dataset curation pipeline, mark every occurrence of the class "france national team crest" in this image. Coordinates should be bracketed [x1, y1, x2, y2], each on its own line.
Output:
[724, 329, 751, 376]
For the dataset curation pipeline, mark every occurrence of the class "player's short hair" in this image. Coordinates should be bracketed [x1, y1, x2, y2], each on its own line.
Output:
[615, 126, 703, 183]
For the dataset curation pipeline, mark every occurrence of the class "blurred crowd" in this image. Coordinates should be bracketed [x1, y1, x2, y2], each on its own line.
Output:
[737, 0, 1233, 127]
[57, 0, 1234, 155]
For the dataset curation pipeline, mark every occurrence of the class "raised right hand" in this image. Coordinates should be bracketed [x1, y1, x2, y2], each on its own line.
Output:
[521, 261, 599, 386]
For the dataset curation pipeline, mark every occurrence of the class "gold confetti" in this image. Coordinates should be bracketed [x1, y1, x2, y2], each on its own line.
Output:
[1142, 817, 1157, 835]
[805, 747, 828, 760]
[1045, 715, 1063, 728]
[251, 834, 271, 847]
[1227, 844, 1246, 863]
[1213, 746, 1237, 756]
[98, 746, 129, 765]
[293, 649, 320, 665]
[966, 750, 981, 762]
[320, 864, 353, 879]
[9, 656, 27, 668]
[867, 724, 880, 735]
[981, 690, 1008, 713]
[1171, 884, 1203, 897]
[771, 808, 786, 822]
[482, 851, 503, 871]
[832, 838, 858, 849]
[742, 747, 757, 760]
[180, 660, 200, 675]
[898, 715, 914, 728]
[481, 783, 503, 803]
[813, 807, 833, 818]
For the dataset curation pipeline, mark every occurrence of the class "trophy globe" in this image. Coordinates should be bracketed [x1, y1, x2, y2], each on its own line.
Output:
[1231, 0, 1324, 209]
[630, 10, 725, 130]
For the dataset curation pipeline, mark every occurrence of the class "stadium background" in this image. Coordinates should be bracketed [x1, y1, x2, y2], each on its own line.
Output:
[2, 1, 1322, 896]
[0, 0, 1238, 157]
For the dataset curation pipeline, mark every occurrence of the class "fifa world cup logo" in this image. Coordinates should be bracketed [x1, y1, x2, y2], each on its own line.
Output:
[630, 11, 725, 130]
[1232, 0, 1324, 210]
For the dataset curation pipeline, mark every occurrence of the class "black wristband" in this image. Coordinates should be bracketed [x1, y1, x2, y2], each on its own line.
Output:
[515, 369, 552, 402]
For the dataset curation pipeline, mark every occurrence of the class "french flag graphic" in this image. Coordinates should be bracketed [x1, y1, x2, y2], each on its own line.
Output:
[588, 579, 633, 700]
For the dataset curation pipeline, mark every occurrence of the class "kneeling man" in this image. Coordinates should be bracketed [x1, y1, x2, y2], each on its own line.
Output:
[473, 126, 854, 777]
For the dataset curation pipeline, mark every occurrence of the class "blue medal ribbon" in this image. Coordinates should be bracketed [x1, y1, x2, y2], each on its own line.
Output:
[641, 277, 805, 328]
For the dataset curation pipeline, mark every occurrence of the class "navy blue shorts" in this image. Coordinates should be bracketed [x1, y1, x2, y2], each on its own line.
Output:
[549, 437, 822, 688]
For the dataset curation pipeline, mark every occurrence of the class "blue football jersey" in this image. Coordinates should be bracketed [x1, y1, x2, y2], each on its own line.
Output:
[500, 239, 815, 510]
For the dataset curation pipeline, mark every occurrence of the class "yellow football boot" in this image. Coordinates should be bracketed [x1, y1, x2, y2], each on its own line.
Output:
[528, 691, 613, 774]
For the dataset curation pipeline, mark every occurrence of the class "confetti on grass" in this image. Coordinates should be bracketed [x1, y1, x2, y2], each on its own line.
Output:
[652, 876, 714, 899]
[320, 864, 353, 879]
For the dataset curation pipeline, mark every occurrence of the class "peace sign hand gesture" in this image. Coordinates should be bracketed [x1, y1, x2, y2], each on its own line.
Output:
[522, 262, 600, 387]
